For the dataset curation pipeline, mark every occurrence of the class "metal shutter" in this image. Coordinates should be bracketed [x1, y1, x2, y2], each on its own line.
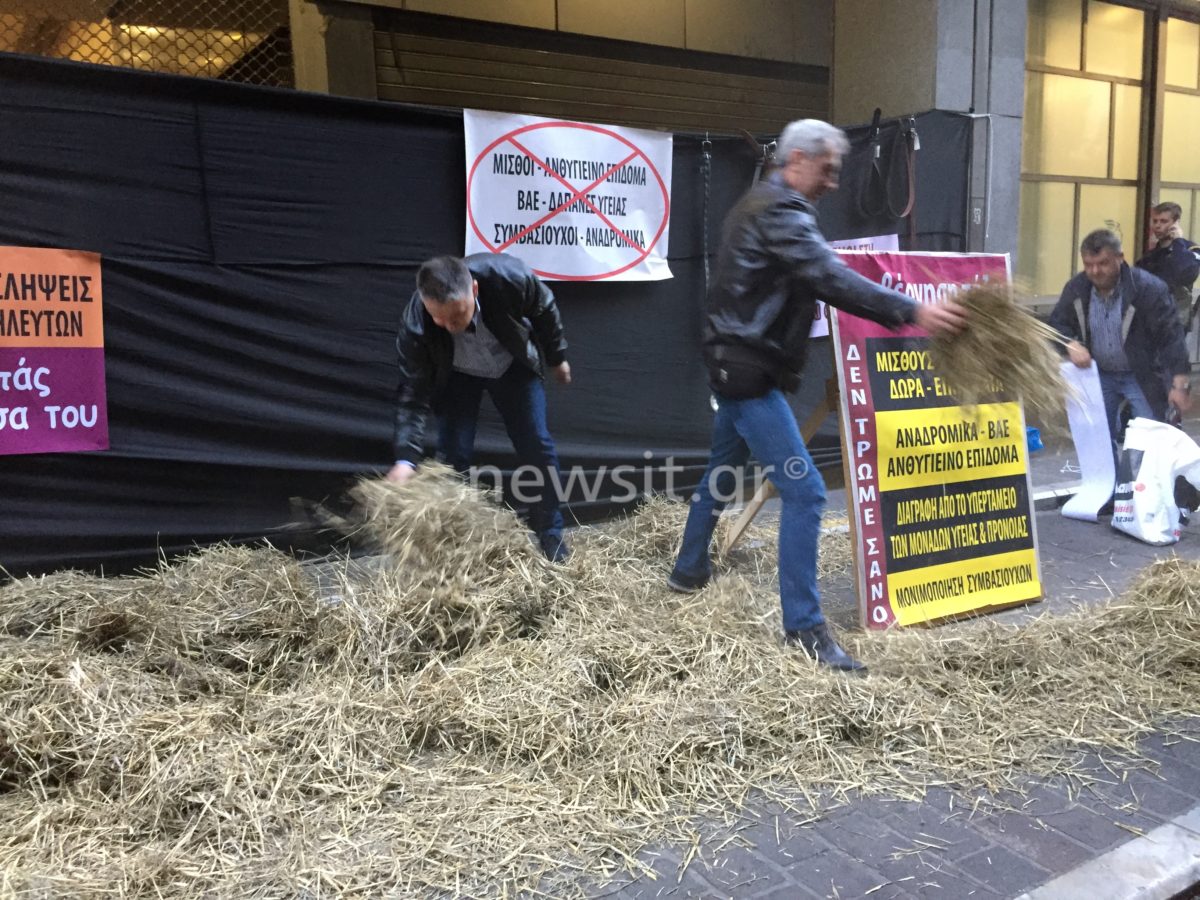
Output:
[374, 10, 828, 135]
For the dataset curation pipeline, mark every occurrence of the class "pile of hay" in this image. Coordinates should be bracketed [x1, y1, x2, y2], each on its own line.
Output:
[929, 283, 1070, 417]
[1, 467, 1197, 897]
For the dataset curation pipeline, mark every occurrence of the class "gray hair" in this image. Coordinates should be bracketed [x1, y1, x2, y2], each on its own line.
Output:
[1080, 229, 1123, 257]
[776, 119, 850, 162]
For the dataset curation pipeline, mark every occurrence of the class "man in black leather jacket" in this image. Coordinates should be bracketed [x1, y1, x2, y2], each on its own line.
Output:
[386, 253, 571, 560]
[667, 118, 966, 673]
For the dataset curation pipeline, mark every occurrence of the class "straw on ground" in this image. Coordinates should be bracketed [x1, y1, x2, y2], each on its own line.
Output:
[1, 467, 1195, 897]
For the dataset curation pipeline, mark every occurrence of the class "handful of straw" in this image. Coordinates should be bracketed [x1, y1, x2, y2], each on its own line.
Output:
[927, 283, 1070, 417]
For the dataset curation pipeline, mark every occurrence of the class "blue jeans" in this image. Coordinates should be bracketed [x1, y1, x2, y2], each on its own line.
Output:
[671, 389, 827, 632]
[1099, 370, 1154, 443]
[437, 363, 564, 544]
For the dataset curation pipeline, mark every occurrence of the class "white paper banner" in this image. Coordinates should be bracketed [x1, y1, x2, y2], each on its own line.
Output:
[464, 110, 673, 282]
[1060, 361, 1116, 521]
[811, 234, 901, 337]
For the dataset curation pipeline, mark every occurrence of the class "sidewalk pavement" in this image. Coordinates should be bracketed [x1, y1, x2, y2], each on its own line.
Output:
[589, 432, 1200, 900]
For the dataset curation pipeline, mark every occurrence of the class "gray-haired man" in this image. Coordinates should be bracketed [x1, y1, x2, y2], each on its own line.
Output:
[667, 118, 966, 673]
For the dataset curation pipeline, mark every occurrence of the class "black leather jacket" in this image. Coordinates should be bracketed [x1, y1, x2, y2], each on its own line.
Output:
[704, 177, 917, 393]
[392, 252, 567, 464]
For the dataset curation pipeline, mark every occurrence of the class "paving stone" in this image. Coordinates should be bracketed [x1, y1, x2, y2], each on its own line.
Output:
[1068, 784, 1171, 834]
[608, 882, 713, 900]
[688, 864, 788, 898]
[966, 807, 1093, 874]
[1140, 731, 1200, 772]
[819, 808, 911, 867]
[1094, 769, 1197, 821]
[735, 820, 826, 869]
[881, 802, 996, 863]
[873, 863, 999, 899]
[687, 842, 790, 897]
[1028, 802, 1139, 852]
[786, 847, 912, 900]
[603, 850, 716, 900]
[1074, 766, 1200, 829]
[1146, 756, 1200, 803]
[954, 845, 1050, 896]
[746, 883, 823, 900]
[992, 781, 1156, 853]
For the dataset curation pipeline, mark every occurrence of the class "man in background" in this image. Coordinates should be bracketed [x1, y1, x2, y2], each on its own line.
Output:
[1136, 201, 1200, 332]
[1052, 229, 1191, 447]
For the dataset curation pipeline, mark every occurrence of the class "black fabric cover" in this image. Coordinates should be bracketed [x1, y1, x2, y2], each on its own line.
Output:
[0, 54, 970, 574]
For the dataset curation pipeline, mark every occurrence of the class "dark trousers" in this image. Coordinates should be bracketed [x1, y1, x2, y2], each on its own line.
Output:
[437, 363, 564, 543]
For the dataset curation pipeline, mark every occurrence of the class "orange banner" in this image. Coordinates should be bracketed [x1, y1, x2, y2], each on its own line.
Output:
[0, 247, 103, 348]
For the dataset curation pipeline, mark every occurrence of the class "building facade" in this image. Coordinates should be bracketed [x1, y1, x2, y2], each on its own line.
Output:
[4, 0, 1198, 313]
[1021, 0, 1200, 311]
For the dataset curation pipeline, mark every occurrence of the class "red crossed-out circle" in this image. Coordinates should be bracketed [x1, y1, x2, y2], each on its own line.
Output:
[466, 120, 671, 281]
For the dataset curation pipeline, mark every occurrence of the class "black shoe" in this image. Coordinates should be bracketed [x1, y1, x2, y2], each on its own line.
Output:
[538, 533, 570, 563]
[785, 623, 867, 673]
[666, 569, 709, 593]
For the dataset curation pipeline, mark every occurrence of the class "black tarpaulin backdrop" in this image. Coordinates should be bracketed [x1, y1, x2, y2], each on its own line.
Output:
[0, 54, 970, 574]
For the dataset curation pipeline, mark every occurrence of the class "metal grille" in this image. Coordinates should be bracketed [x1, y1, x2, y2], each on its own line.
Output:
[0, 0, 292, 87]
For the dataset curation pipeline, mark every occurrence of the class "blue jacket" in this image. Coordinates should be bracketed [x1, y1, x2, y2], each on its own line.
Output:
[1048, 263, 1189, 419]
[1136, 237, 1200, 300]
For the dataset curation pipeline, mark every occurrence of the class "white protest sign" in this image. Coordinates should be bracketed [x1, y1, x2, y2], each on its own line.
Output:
[811, 234, 901, 337]
[464, 110, 673, 282]
[1061, 361, 1116, 521]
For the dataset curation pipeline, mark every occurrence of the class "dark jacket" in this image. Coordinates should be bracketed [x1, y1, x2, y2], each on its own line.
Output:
[1048, 263, 1189, 419]
[392, 252, 567, 464]
[703, 177, 916, 395]
[1136, 237, 1200, 298]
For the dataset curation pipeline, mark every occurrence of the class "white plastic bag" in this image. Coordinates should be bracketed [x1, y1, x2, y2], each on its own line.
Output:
[1112, 417, 1200, 545]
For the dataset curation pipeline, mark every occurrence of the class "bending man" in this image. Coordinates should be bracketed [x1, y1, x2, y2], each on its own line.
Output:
[388, 253, 571, 561]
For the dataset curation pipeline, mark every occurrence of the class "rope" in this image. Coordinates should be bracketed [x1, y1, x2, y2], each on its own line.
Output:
[858, 108, 887, 218]
[701, 133, 712, 298]
[857, 111, 921, 243]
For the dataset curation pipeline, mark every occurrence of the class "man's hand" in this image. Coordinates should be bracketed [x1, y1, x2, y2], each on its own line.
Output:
[386, 462, 416, 484]
[551, 361, 572, 385]
[1169, 222, 1185, 241]
[1065, 340, 1092, 368]
[1171, 377, 1193, 414]
[913, 301, 968, 337]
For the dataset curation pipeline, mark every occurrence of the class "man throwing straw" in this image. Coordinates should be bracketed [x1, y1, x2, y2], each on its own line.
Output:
[667, 119, 967, 673]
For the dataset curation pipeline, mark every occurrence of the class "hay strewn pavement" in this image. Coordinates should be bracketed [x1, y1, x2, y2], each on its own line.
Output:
[1, 465, 1197, 897]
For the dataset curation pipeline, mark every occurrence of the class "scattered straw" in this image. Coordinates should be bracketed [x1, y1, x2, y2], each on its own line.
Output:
[1, 467, 1196, 897]
[929, 283, 1070, 418]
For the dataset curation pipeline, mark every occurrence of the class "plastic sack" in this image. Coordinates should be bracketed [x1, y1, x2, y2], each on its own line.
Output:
[1112, 417, 1200, 545]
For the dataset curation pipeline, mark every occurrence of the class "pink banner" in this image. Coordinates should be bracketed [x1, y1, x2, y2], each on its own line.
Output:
[831, 252, 1042, 628]
[0, 247, 108, 456]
